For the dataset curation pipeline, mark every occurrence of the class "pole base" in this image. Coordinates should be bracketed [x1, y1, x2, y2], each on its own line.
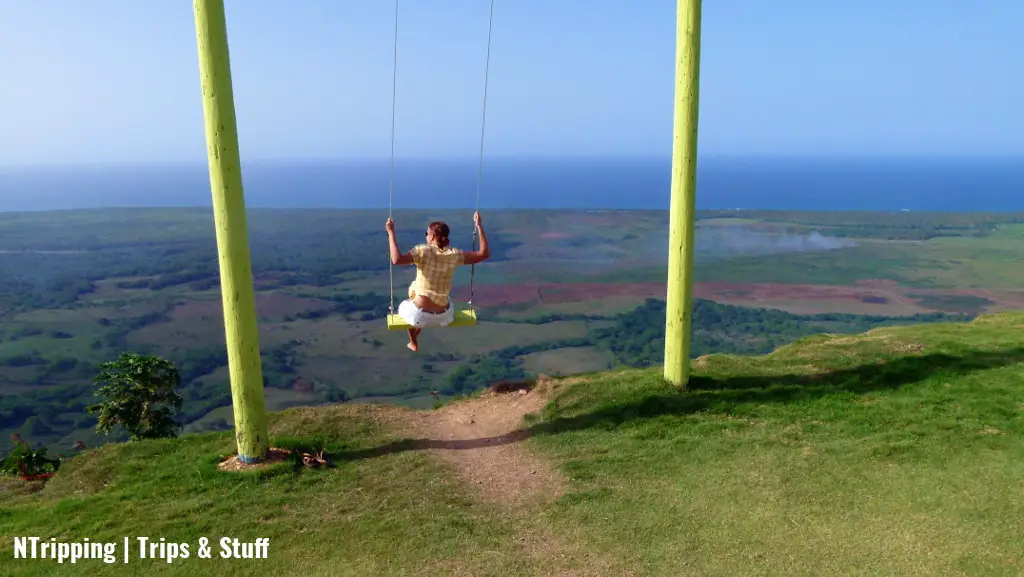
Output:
[236, 453, 266, 464]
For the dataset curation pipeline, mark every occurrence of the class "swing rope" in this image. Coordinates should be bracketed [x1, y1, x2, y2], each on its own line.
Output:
[387, 0, 494, 316]
[387, 0, 400, 315]
[470, 0, 495, 312]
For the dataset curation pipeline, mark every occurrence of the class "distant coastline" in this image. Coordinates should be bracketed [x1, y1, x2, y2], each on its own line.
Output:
[2, 156, 1023, 213]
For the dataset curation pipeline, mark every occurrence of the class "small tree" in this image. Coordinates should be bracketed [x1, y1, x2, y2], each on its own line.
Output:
[87, 353, 183, 441]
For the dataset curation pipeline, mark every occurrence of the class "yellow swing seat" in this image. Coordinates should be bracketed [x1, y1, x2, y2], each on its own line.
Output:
[381, 0, 492, 334]
[385, 306, 478, 331]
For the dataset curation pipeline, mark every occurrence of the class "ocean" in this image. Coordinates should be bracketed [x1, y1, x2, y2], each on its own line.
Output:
[1, 156, 1023, 212]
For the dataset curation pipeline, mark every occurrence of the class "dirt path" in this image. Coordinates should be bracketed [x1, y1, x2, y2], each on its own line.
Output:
[395, 378, 636, 576]
[405, 379, 566, 506]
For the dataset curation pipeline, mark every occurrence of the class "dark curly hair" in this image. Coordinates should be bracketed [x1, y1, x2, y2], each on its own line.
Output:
[428, 221, 450, 249]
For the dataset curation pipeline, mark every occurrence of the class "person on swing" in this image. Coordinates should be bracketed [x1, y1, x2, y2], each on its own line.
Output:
[386, 212, 490, 351]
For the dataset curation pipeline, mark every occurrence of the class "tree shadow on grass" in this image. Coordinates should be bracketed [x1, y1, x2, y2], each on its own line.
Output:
[327, 347, 1024, 463]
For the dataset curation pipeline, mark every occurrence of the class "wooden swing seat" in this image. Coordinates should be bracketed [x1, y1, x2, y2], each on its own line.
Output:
[386, 307, 478, 330]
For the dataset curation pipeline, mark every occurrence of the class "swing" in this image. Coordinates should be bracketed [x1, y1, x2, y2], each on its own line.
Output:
[383, 0, 494, 332]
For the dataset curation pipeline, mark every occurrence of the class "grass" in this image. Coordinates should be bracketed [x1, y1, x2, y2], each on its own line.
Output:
[0, 329, 104, 360]
[489, 296, 645, 319]
[2, 407, 531, 576]
[5, 312, 1024, 575]
[521, 346, 615, 376]
[695, 242, 919, 286]
[523, 315, 1024, 575]
[897, 238, 1024, 289]
[909, 293, 994, 314]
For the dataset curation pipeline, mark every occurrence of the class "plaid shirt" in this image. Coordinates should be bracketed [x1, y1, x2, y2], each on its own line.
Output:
[408, 244, 464, 307]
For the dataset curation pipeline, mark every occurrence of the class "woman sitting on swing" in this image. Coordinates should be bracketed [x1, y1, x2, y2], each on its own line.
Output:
[386, 212, 490, 351]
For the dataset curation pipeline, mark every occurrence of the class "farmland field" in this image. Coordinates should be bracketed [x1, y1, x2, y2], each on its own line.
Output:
[1, 207, 1023, 452]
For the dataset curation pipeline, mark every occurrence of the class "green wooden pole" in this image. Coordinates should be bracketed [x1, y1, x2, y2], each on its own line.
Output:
[192, 0, 269, 462]
[663, 0, 702, 388]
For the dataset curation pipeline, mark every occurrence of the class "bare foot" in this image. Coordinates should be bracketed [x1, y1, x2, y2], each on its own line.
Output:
[407, 342, 418, 352]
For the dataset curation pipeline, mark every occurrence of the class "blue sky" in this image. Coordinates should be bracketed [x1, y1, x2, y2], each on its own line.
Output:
[1, 0, 1023, 165]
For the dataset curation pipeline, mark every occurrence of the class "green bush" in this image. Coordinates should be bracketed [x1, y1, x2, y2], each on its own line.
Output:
[87, 352, 184, 441]
[1, 435, 61, 479]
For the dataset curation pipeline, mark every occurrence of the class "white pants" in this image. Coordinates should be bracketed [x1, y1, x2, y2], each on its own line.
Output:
[398, 299, 454, 328]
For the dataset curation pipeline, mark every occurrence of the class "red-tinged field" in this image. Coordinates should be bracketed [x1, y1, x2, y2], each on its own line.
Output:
[171, 292, 335, 320]
[455, 279, 1024, 316]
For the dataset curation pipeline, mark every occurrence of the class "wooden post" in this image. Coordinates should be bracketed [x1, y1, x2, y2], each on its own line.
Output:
[663, 0, 702, 388]
[192, 0, 269, 461]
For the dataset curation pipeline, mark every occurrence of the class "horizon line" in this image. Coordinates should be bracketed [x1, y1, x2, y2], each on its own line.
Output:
[0, 206, 1012, 216]
[3, 153, 1024, 170]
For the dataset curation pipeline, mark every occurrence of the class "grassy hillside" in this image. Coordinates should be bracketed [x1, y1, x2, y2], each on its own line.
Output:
[3, 312, 1023, 576]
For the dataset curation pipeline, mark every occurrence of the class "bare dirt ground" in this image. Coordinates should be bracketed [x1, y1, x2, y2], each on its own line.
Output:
[396, 379, 567, 507]
[385, 377, 634, 576]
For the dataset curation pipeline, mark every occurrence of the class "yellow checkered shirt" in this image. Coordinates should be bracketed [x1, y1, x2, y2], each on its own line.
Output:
[408, 244, 464, 308]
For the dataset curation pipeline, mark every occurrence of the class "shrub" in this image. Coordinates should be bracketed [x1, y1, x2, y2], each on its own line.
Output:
[87, 353, 184, 441]
[1, 434, 61, 480]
